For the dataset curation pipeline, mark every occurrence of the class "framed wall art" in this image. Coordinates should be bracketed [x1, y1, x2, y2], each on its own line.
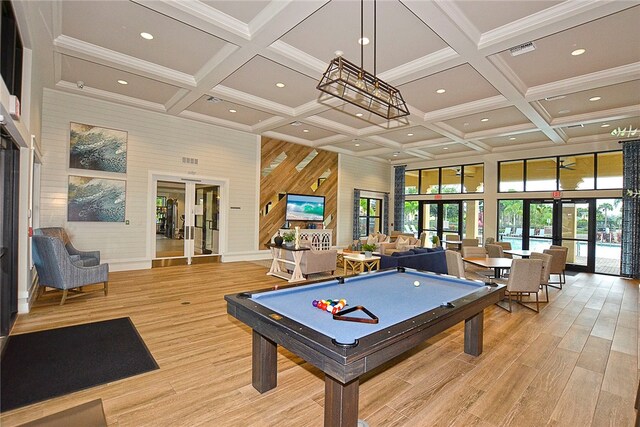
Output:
[68, 175, 126, 222]
[69, 122, 127, 173]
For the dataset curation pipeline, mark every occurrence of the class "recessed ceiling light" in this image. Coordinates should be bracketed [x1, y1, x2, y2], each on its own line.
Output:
[463, 122, 469, 126]
[442, 147, 448, 150]
[436, 88, 446, 94]
[571, 48, 586, 56]
[407, 133, 414, 136]
[589, 96, 601, 102]
[509, 137, 516, 140]
[117, 80, 128, 85]
[393, 152, 399, 157]
[358, 37, 369, 45]
[302, 129, 309, 133]
[229, 109, 237, 113]
[275, 82, 285, 88]
[601, 124, 610, 128]
[480, 118, 489, 122]
[140, 32, 154, 40]
[355, 113, 363, 117]
[355, 143, 360, 147]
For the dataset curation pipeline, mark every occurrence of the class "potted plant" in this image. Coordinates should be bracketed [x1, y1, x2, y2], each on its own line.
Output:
[282, 231, 296, 247]
[361, 243, 376, 258]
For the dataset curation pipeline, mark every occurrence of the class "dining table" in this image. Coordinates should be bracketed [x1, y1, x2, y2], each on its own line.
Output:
[463, 256, 513, 278]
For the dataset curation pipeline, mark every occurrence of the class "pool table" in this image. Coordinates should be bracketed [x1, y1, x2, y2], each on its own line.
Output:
[225, 267, 505, 427]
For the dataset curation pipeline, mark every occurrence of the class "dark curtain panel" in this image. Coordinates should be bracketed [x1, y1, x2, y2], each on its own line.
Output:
[352, 189, 361, 242]
[394, 166, 406, 232]
[621, 139, 640, 279]
[383, 193, 389, 235]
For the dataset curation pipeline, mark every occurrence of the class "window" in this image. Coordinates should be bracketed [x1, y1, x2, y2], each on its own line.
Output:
[559, 154, 594, 191]
[359, 197, 382, 237]
[1, 0, 23, 100]
[404, 163, 485, 195]
[499, 161, 524, 192]
[596, 151, 623, 189]
[420, 168, 439, 194]
[526, 158, 556, 191]
[404, 170, 419, 194]
[498, 151, 622, 193]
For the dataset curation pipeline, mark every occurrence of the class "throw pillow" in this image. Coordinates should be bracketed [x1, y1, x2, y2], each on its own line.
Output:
[367, 235, 377, 245]
[377, 233, 387, 243]
[396, 236, 408, 246]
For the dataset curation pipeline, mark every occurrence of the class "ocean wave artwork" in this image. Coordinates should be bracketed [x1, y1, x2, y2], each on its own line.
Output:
[68, 176, 126, 222]
[70, 122, 127, 173]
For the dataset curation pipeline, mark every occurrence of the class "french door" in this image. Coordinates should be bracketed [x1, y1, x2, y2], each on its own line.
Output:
[418, 201, 462, 242]
[500, 198, 622, 274]
[154, 176, 222, 265]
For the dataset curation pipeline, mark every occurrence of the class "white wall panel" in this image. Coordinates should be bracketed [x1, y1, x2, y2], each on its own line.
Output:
[337, 154, 392, 247]
[39, 89, 259, 267]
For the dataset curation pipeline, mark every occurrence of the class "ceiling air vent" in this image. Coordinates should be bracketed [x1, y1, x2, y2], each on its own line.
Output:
[566, 124, 584, 129]
[509, 41, 536, 56]
[290, 121, 303, 126]
[206, 96, 223, 103]
[544, 95, 566, 101]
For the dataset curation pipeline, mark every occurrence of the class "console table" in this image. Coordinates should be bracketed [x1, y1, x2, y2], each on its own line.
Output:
[265, 243, 310, 283]
[277, 229, 332, 250]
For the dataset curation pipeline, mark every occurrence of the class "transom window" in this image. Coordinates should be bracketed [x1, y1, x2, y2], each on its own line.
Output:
[405, 163, 484, 195]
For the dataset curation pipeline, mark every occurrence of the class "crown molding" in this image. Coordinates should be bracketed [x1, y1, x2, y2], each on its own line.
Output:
[549, 105, 640, 128]
[433, 0, 482, 45]
[250, 115, 289, 134]
[178, 110, 253, 133]
[132, 0, 250, 42]
[465, 123, 538, 140]
[525, 62, 640, 101]
[423, 95, 510, 123]
[477, 0, 632, 54]
[379, 47, 463, 84]
[487, 54, 528, 97]
[54, 35, 196, 88]
[267, 40, 327, 76]
[261, 130, 317, 148]
[304, 116, 358, 138]
[211, 85, 295, 117]
[55, 81, 166, 113]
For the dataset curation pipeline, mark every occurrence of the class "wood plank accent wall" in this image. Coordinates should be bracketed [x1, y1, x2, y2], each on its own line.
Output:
[259, 137, 338, 249]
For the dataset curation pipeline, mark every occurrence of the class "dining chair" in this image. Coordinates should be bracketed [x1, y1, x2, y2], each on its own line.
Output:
[485, 244, 505, 258]
[495, 259, 544, 312]
[495, 241, 513, 258]
[543, 248, 567, 288]
[445, 250, 465, 279]
[461, 238, 479, 247]
[530, 252, 552, 303]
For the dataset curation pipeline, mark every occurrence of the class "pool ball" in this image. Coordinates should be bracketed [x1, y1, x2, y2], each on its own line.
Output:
[413, 281, 420, 287]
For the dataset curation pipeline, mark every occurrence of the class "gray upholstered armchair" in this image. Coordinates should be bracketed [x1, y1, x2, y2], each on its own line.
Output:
[34, 227, 100, 266]
[32, 235, 109, 305]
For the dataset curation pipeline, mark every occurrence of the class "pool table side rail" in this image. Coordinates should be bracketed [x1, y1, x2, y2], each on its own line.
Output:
[225, 283, 505, 384]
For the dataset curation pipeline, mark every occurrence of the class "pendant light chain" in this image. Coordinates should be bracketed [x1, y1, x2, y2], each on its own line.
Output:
[374, 0, 377, 77]
[360, 0, 364, 72]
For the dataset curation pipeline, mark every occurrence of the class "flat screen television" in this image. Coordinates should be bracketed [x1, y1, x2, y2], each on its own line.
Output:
[285, 193, 325, 222]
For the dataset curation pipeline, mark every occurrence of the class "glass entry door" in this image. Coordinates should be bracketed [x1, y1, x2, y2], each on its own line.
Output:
[559, 200, 592, 270]
[527, 201, 554, 252]
[155, 178, 220, 264]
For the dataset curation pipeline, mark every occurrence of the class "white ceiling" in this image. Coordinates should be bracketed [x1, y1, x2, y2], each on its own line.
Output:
[32, 0, 640, 164]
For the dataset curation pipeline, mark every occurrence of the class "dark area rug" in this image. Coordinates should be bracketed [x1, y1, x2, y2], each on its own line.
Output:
[1, 317, 158, 412]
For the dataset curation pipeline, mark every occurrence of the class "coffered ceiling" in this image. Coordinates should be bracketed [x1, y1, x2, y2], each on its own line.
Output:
[25, 0, 640, 163]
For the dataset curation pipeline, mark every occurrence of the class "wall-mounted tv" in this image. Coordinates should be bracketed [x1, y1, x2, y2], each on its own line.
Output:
[285, 193, 325, 222]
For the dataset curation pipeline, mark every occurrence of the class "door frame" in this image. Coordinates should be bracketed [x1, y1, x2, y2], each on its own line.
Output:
[148, 172, 228, 264]
[417, 200, 463, 240]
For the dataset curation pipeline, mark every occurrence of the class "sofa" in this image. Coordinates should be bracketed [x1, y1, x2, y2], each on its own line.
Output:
[379, 235, 420, 255]
[379, 247, 448, 274]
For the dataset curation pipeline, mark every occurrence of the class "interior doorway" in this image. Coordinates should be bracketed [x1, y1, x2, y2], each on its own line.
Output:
[153, 176, 223, 265]
[1, 128, 19, 336]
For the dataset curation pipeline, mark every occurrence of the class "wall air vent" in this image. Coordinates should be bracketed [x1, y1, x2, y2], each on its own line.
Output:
[566, 124, 584, 129]
[509, 41, 536, 56]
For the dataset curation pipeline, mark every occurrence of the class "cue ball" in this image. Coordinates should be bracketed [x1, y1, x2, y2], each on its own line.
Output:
[413, 281, 420, 287]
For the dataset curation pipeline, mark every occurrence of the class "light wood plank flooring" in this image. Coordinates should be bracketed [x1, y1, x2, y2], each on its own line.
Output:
[1, 263, 638, 426]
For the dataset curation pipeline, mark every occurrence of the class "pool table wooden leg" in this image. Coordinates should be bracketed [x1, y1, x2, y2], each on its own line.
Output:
[464, 311, 484, 356]
[252, 331, 277, 393]
[324, 375, 359, 427]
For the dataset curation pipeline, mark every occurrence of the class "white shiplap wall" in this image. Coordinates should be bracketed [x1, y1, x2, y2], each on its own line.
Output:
[39, 89, 259, 269]
[337, 154, 393, 247]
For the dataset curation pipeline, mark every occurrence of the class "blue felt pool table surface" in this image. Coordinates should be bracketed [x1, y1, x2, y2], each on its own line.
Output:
[250, 269, 488, 345]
